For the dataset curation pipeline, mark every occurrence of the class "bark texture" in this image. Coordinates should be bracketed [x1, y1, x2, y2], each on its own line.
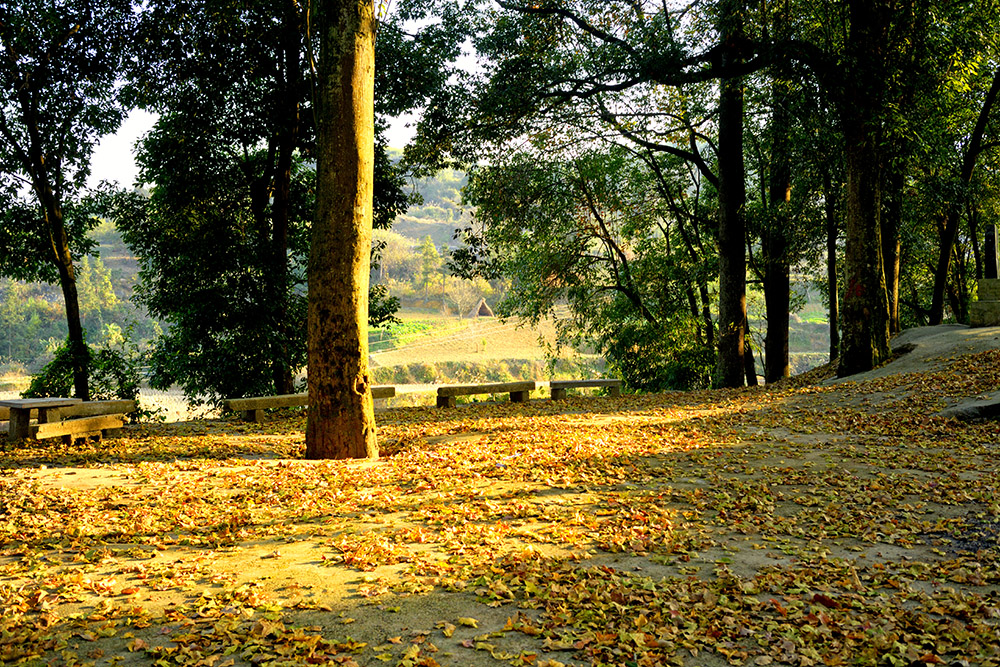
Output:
[306, 0, 378, 460]
[837, 0, 891, 377]
[713, 0, 748, 388]
[764, 33, 791, 384]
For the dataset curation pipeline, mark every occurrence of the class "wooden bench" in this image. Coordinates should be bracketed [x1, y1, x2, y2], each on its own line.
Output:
[223, 387, 396, 423]
[33, 414, 127, 444]
[549, 379, 623, 400]
[436, 381, 536, 408]
[1, 399, 136, 444]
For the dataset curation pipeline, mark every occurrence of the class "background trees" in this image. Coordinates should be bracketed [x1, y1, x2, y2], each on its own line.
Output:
[107, 0, 458, 405]
[458, 146, 716, 390]
[0, 0, 138, 399]
[413, 0, 1000, 385]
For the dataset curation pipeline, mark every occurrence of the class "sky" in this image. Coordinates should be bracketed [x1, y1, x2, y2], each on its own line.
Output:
[87, 110, 418, 188]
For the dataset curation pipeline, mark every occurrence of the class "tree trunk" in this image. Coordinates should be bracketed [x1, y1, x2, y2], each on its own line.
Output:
[36, 180, 89, 400]
[970, 204, 982, 281]
[713, 0, 747, 389]
[837, 0, 891, 378]
[823, 168, 840, 362]
[270, 3, 304, 396]
[744, 321, 758, 386]
[17, 87, 90, 399]
[764, 31, 791, 383]
[881, 163, 904, 335]
[929, 68, 1000, 324]
[49, 205, 90, 401]
[306, 0, 377, 460]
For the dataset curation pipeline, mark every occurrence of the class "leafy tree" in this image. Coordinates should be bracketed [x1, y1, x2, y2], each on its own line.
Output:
[111, 0, 456, 404]
[0, 1, 137, 399]
[416, 0, 1000, 381]
[76, 256, 120, 332]
[458, 146, 716, 391]
[307, 0, 378, 460]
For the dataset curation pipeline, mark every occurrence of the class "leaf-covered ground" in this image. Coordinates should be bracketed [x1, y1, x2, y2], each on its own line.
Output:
[2, 345, 1000, 667]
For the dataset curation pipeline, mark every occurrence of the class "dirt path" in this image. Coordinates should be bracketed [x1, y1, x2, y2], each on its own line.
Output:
[2, 325, 1000, 667]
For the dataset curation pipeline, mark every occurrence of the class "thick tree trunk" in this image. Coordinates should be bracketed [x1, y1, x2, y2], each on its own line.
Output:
[270, 4, 304, 396]
[713, 0, 747, 389]
[837, 0, 891, 378]
[306, 0, 377, 460]
[764, 40, 791, 383]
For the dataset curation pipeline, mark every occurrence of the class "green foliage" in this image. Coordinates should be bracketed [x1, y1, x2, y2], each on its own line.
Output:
[23, 332, 144, 404]
[603, 318, 714, 392]
[371, 357, 606, 385]
[460, 146, 717, 392]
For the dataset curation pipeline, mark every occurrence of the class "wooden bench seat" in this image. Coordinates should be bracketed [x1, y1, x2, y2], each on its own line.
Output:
[436, 381, 536, 408]
[549, 379, 623, 400]
[32, 414, 125, 444]
[223, 387, 396, 423]
[2, 399, 135, 443]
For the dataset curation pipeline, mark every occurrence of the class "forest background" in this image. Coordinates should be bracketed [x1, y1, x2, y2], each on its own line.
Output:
[1, 0, 998, 411]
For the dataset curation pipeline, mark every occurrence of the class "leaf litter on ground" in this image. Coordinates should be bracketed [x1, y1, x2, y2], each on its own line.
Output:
[1, 348, 1000, 665]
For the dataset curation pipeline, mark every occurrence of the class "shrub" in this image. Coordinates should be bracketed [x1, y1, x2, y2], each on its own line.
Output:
[412, 362, 438, 384]
[22, 328, 158, 420]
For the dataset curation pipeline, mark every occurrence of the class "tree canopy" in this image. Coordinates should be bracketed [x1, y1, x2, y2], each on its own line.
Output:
[0, 0, 139, 399]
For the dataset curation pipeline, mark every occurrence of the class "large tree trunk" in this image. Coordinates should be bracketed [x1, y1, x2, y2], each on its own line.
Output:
[270, 3, 304, 396]
[713, 0, 747, 388]
[764, 31, 791, 383]
[306, 0, 377, 460]
[837, 0, 891, 378]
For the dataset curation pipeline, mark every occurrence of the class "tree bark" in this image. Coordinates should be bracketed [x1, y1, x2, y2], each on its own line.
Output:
[881, 163, 904, 335]
[823, 167, 840, 361]
[837, 0, 891, 377]
[764, 24, 791, 383]
[306, 0, 377, 460]
[713, 0, 747, 389]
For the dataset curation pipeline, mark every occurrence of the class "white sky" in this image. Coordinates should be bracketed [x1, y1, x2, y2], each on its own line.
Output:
[87, 109, 418, 188]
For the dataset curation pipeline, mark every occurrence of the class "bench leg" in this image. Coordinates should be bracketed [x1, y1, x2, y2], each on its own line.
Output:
[242, 409, 264, 423]
[63, 430, 104, 446]
[550, 387, 567, 400]
[436, 396, 456, 408]
[608, 385, 621, 397]
[8, 409, 30, 441]
[509, 390, 529, 403]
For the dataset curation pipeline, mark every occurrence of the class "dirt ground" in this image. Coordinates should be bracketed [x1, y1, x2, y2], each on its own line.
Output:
[2, 324, 1000, 667]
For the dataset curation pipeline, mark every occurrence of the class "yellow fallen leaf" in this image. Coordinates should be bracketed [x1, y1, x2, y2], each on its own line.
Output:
[457, 617, 479, 628]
